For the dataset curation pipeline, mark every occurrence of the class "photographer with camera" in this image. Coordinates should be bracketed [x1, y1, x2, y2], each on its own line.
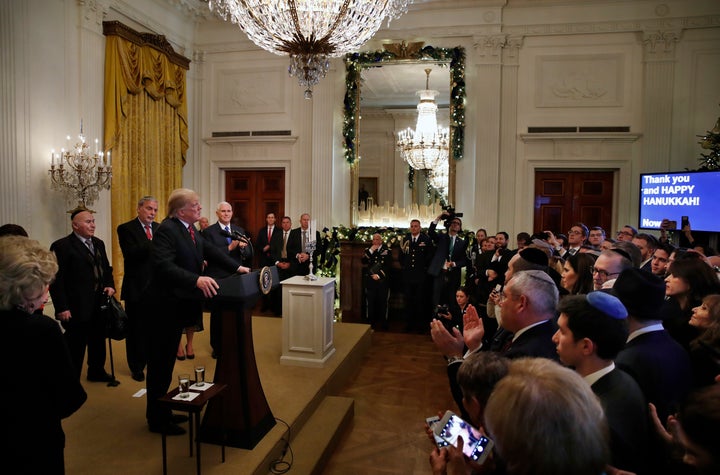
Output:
[429, 208, 468, 318]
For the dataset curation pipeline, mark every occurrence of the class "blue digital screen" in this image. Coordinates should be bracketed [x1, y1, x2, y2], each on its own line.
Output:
[639, 170, 720, 232]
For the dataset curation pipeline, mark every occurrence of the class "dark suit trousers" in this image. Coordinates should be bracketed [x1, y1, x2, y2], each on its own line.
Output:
[63, 307, 107, 379]
[365, 278, 389, 326]
[125, 298, 151, 374]
[146, 300, 184, 425]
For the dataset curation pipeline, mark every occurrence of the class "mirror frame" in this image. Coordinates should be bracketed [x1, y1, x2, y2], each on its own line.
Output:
[343, 44, 466, 225]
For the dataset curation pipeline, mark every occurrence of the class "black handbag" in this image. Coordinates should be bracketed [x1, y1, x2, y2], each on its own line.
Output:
[104, 295, 129, 341]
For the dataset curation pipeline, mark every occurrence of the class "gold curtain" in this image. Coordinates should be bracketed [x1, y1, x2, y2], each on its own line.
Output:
[102, 22, 190, 290]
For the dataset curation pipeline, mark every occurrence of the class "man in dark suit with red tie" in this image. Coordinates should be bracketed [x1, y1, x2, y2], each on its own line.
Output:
[145, 189, 250, 435]
[117, 196, 159, 382]
[50, 206, 116, 382]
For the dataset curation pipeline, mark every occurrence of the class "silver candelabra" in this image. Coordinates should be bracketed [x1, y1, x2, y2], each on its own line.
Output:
[304, 239, 318, 281]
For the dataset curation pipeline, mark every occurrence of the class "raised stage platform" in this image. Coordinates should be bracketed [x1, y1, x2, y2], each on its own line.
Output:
[63, 315, 372, 474]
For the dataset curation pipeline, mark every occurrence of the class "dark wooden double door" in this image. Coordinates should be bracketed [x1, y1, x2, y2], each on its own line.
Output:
[533, 171, 614, 235]
[225, 170, 285, 268]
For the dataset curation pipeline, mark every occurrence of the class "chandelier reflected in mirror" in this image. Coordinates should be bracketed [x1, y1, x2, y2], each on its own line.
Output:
[208, 0, 412, 98]
[48, 123, 112, 210]
[397, 68, 450, 174]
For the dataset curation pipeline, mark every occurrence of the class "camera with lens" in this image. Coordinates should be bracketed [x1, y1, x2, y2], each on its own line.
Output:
[442, 205, 463, 228]
[436, 304, 449, 316]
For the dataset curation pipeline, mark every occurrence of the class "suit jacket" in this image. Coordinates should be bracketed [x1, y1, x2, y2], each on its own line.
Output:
[286, 227, 321, 276]
[616, 329, 692, 423]
[256, 225, 282, 267]
[203, 222, 253, 270]
[49, 233, 115, 323]
[150, 217, 241, 318]
[270, 228, 296, 279]
[591, 367, 650, 475]
[487, 247, 515, 285]
[427, 222, 468, 277]
[504, 319, 560, 361]
[117, 218, 158, 302]
[7, 307, 87, 470]
[399, 232, 432, 284]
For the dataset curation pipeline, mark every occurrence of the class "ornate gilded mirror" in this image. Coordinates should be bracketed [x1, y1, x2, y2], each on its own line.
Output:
[343, 43, 465, 227]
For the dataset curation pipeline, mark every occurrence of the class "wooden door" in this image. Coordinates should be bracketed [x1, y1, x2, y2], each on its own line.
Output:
[225, 170, 285, 265]
[533, 171, 614, 235]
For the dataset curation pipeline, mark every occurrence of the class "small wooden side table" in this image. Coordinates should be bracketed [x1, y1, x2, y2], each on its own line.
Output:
[157, 382, 228, 475]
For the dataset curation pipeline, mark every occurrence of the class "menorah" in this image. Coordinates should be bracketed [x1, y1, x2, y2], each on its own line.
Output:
[49, 124, 112, 210]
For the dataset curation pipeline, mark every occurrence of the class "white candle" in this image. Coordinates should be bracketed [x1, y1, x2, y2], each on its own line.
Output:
[94, 138, 98, 154]
[107, 150, 111, 167]
[51, 150, 55, 167]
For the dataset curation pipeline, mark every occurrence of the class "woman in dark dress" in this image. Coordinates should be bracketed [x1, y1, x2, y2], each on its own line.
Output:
[1, 235, 87, 474]
[663, 258, 720, 350]
[688, 294, 720, 387]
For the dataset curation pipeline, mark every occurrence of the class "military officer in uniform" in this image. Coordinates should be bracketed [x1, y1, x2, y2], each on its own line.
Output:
[400, 219, 432, 333]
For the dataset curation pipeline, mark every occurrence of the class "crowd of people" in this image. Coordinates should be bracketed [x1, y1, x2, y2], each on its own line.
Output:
[2, 198, 720, 473]
[415, 213, 720, 475]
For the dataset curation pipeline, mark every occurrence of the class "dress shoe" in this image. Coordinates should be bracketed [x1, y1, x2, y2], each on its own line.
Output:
[211, 350, 218, 359]
[185, 345, 195, 360]
[176, 352, 186, 361]
[87, 371, 114, 382]
[171, 414, 189, 424]
[131, 371, 145, 382]
[148, 423, 186, 436]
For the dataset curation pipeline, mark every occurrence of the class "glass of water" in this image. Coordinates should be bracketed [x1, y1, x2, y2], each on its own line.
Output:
[178, 373, 191, 398]
[194, 365, 205, 387]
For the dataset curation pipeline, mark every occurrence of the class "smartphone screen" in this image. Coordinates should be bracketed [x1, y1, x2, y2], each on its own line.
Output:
[435, 412, 493, 462]
[682, 216, 689, 228]
[426, 416, 449, 448]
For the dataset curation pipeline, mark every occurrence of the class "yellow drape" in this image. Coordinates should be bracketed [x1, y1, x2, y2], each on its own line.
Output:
[102, 32, 189, 292]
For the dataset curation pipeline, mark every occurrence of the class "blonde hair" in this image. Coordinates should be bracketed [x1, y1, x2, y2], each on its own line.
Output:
[0, 236, 58, 310]
[166, 188, 198, 218]
[485, 358, 609, 475]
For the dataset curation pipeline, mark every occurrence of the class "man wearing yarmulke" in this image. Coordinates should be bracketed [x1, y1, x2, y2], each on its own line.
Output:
[554, 292, 650, 475]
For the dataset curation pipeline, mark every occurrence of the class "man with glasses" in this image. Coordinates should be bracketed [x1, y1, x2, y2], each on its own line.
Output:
[592, 249, 633, 290]
[616, 225, 637, 242]
[559, 222, 588, 257]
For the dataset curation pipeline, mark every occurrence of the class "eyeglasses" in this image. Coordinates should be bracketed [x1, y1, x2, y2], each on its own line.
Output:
[591, 267, 620, 278]
[567, 230, 583, 235]
[616, 230, 634, 237]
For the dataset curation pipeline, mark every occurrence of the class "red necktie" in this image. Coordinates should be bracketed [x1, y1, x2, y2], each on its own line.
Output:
[268, 228, 272, 242]
[188, 225, 196, 244]
[144, 224, 152, 240]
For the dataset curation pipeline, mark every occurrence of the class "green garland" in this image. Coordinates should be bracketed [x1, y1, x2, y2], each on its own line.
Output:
[315, 225, 475, 278]
[343, 46, 466, 166]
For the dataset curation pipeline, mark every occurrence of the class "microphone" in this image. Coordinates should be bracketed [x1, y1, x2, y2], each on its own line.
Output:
[219, 229, 251, 244]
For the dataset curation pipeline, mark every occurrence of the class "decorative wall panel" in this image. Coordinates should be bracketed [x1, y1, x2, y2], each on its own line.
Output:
[535, 54, 623, 107]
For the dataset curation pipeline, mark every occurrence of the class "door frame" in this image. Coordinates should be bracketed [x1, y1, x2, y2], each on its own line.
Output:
[523, 160, 631, 237]
[209, 159, 291, 217]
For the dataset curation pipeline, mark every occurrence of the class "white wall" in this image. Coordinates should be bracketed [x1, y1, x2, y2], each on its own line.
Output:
[2, 0, 719, 250]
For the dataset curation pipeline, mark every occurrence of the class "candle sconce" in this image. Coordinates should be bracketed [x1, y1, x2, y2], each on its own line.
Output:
[48, 122, 112, 211]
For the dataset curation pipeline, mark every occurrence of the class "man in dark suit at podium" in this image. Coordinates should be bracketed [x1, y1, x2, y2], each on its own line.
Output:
[203, 201, 253, 358]
[117, 196, 159, 382]
[146, 189, 250, 436]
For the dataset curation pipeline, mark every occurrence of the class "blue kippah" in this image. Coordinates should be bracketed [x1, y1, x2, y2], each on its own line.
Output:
[586, 291, 627, 320]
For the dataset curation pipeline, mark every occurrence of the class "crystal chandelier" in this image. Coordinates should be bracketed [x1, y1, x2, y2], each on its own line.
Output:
[397, 68, 450, 171]
[48, 122, 112, 210]
[208, 0, 412, 98]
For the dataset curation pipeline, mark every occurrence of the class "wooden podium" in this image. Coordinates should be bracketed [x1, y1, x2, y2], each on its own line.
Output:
[199, 268, 278, 449]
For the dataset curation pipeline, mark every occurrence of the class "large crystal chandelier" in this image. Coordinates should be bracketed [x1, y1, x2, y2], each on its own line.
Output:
[397, 68, 450, 171]
[208, 0, 412, 99]
[48, 122, 112, 210]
